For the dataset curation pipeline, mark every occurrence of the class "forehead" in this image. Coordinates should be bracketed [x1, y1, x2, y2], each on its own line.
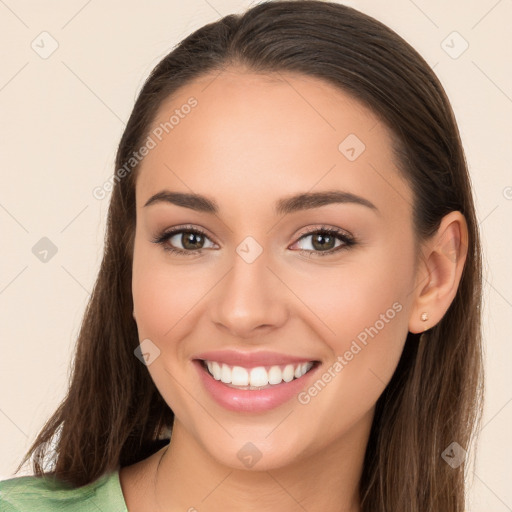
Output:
[135, 68, 413, 222]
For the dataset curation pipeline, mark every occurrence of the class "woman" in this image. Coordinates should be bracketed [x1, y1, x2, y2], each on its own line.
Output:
[0, 1, 484, 511]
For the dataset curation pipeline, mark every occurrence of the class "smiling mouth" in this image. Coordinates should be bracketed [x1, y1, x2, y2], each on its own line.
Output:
[198, 359, 320, 390]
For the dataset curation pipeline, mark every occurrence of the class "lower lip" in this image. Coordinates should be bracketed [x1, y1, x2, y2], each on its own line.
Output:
[193, 360, 320, 413]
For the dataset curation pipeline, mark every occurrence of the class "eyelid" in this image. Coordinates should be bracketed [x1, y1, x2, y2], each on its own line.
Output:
[151, 224, 217, 250]
[154, 223, 353, 242]
[152, 223, 356, 257]
[289, 225, 355, 256]
[154, 224, 217, 242]
[294, 224, 352, 240]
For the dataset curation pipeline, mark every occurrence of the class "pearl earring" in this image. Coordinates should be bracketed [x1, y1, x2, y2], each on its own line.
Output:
[420, 312, 428, 321]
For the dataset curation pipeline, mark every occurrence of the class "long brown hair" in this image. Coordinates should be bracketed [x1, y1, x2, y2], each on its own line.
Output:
[15, 1, 484, 510]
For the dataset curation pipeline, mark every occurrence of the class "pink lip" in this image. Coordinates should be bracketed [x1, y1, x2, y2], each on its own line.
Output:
[192, 349, 318, 368]
[193, 359, 321, 413]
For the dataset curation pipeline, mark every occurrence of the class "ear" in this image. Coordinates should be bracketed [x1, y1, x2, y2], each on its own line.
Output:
[408, 211, 469, 334]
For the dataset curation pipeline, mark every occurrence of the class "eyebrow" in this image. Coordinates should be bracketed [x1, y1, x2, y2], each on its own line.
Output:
[143, 190, 379, 216]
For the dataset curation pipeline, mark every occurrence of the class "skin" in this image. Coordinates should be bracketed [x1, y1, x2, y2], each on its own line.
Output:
[119, 67, 468, 512]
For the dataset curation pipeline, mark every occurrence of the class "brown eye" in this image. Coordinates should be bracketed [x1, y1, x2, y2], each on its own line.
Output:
[292, 227, 356, 257]
[179, 231, 206, 250]
[309, 232, 337, 251]
[152, 226, 216, 255]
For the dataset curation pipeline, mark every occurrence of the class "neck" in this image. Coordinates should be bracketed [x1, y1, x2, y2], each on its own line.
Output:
[152, 410, 373, 512]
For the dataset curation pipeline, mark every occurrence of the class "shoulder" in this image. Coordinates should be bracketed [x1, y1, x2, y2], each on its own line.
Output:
[0, 470, 128, 512]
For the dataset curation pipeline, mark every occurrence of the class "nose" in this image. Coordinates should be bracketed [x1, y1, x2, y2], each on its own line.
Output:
[209, 248, 289, 340]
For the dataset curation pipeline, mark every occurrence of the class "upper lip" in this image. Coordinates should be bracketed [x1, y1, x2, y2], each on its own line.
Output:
[192, 350, 320, 368]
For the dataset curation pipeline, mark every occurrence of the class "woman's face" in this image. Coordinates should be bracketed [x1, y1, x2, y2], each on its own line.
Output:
[131, 68, 420, 470]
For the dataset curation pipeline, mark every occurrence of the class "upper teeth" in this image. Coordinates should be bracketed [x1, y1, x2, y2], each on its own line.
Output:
[204, 360, 314, 387]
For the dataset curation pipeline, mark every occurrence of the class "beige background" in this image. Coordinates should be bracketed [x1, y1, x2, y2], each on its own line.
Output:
[1, 0, 511, 510]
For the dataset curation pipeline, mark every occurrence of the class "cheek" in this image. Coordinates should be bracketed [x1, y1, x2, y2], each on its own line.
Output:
[293, 280, 410, 445]
[130, 243, 205, 412]
[131, 242, 204, 339]
[295, 241, 413, 347]
[132, 270, 178, 338]
[296, 241, 414, 404]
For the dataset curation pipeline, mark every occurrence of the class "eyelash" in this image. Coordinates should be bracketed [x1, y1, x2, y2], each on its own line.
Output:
[151, 224, 356, 258]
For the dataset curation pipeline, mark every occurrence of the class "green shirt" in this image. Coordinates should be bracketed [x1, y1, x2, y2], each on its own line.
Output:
[0, 468, 128, 511]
